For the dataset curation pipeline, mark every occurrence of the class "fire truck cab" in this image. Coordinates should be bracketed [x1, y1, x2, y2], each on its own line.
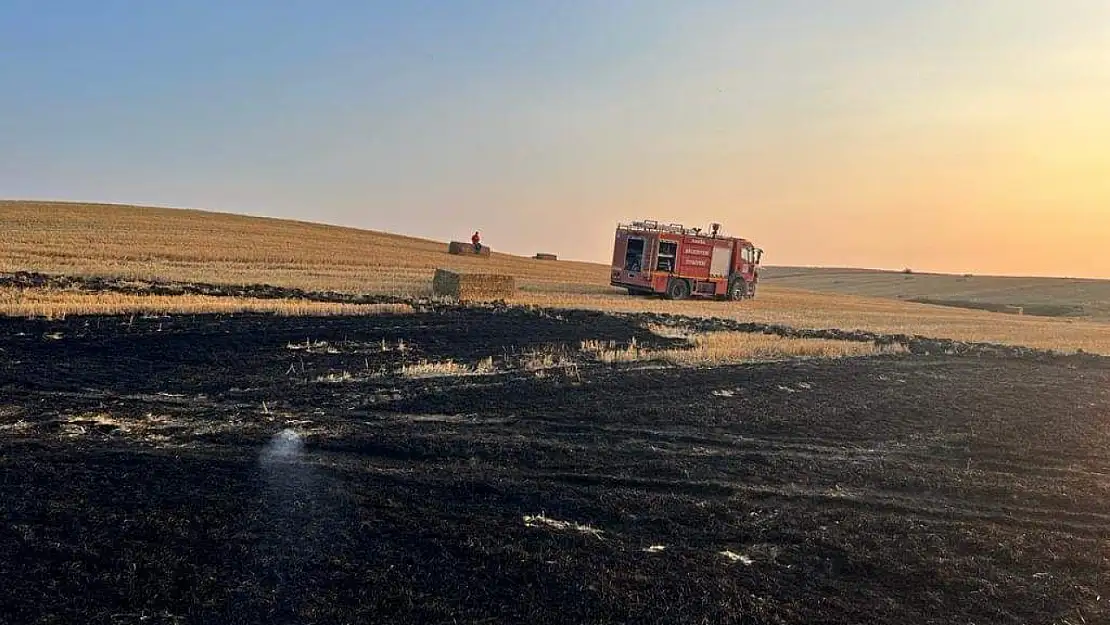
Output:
[610, 220, 762, 300]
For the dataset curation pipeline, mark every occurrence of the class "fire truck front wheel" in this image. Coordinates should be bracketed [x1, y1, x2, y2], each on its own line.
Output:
[665, 278, 691, 300]
[727, 279, 748, 301]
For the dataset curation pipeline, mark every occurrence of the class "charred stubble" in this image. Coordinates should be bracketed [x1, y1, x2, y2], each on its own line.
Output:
[0, 309, 1108, 624]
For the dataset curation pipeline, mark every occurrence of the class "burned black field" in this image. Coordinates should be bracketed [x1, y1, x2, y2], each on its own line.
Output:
[2, 306, 1109, 625]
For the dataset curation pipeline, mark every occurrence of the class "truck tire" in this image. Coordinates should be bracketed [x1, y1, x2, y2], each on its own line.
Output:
[727, 279, 748, 301]
[666, 278, 690, 300]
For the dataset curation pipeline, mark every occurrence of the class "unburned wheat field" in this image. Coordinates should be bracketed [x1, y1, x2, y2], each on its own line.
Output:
[4, 200, 1110, 353]
[3, 201, 1110, 624]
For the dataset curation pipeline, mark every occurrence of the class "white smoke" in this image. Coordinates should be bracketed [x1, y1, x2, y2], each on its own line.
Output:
[260, 428, 304, 466]
[252, 427, 318, 619]
[257, 428, 318, 538]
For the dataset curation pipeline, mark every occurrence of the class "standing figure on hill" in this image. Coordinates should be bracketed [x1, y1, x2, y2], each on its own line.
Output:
[472, 231, 482, 253]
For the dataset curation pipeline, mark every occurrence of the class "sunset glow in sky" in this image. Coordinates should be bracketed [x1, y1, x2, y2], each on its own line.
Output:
[2, 1, 1108, 277]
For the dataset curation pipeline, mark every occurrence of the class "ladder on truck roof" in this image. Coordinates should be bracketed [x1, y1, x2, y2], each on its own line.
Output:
[619, 220, 701, 235]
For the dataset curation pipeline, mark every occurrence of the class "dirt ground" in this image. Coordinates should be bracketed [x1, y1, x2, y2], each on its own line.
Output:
[2, 307, 1108, 624]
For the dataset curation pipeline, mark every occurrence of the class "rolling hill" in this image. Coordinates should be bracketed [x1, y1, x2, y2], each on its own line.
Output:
[3, 200, 1110, 354]
[5, 200, 1108, 317]
[759, 266, 1110, 320]
[2, 200, 610, 295]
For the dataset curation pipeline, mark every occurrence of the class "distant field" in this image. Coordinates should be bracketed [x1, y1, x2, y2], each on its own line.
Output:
[4, 200, 1110, 353]
[760, 266, 1110, 320]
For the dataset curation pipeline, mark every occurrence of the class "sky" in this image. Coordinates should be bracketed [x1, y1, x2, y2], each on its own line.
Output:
[1, 0, 1108, 278]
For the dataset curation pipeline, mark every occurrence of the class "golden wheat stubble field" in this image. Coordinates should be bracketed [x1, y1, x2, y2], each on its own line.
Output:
[4, 200, 1110, 354]
[1, 200, 610, 294]
[0, 289, 414, 318]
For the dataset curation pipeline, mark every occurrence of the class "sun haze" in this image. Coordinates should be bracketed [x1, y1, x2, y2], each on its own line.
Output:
[2, 1, 1107, 278]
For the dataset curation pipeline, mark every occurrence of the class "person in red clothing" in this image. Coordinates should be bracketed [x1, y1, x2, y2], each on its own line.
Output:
[471, 231, 482, 253]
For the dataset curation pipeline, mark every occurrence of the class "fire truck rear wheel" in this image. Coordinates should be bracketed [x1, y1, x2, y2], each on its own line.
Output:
[666, 279, 690, 300]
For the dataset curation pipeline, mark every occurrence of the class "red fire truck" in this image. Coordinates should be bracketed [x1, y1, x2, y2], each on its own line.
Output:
[610, 220, 763, 300]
